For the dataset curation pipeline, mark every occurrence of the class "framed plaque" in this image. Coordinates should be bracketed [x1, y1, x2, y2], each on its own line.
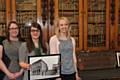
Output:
[117, 52, 120, 67]
[28, 54, 61, 80]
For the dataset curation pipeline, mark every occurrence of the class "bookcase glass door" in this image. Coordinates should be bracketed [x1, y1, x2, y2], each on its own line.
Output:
[16, 0, 37, 39]
[0, 0, 6, 36]
[84, 0, 109, 51]
[58, 0, 81, 49]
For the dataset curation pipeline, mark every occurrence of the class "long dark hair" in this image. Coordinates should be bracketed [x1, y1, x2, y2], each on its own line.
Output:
[6, 21, 22, 42]
[26, 22, 47, 53]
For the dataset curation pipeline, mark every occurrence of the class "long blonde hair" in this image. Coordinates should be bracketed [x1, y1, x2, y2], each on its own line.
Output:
[54, 17, 71, 38]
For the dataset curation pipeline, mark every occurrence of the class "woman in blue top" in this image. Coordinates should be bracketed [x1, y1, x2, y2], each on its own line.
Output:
[50, 17, 81, 80]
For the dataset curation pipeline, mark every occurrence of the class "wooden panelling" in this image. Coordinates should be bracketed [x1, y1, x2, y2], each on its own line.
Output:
[77, 51, 116, 70]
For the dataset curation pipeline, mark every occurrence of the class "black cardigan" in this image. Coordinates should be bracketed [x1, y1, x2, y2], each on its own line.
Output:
[0, 42, 10, 79]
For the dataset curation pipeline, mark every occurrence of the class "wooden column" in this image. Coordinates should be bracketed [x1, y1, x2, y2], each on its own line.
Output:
[37, 0, 42, 18]
[115, 0, 119, 50]
[106, 0, 110, 50]
[78, 0, 84, 51]
[54, 0, 58, 18]
[84, 0, 88, 51]
[11, 0, 16, 21]
[6, 0, 11, 25]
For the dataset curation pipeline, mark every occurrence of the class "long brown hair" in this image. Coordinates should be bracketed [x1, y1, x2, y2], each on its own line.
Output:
[26, 22, 47, 53]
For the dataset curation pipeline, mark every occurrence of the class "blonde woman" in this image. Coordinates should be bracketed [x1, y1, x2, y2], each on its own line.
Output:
[49, 17, 80, 80]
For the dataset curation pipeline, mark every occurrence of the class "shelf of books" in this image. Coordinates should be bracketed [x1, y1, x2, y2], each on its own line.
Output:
[87, 0, 107, 48]
[0, 0, 6, 36]
[16, 0, 37, 39]
[58, 0, 80, 47]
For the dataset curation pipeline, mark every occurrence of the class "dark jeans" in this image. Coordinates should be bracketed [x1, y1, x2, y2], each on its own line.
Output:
[0, 71, 5, 80]
[41, 78, 56, 80]
[61, 72, 76, 80]
[48, 72, 76, 80]
[48, 78, 56, 80]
